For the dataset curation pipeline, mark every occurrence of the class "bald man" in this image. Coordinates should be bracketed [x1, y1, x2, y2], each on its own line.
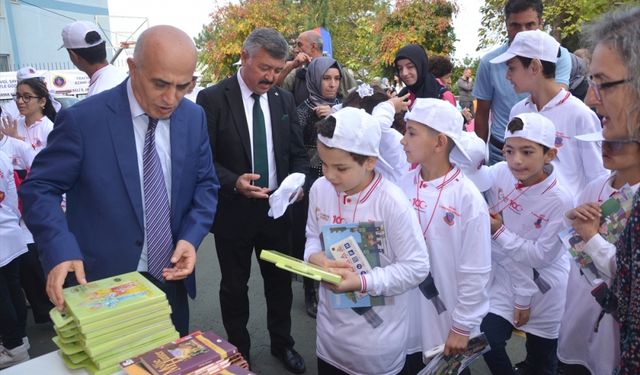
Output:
[276, 29, 356, 106]
[20, 25, 219, 336]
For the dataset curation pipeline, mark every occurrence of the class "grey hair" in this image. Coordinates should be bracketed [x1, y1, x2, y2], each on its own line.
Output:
[584, 6, 640, 139]
[242, 28, 288, 60]
[307, 30, 323, 51]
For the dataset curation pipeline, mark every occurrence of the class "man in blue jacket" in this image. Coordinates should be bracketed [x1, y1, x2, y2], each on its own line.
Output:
[19, 25, 219, 336]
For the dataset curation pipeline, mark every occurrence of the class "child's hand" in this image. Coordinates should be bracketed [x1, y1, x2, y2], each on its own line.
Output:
[572, 217, 600, 242]
[489, 211, 503, 234]
[308, 252, 351, 270]
[443, 330, 469, 356]
[513, 307, 530, 327]
[387, 94, 410, 113]
[566, 203, 601, 221]
[324, 268, 362, 293]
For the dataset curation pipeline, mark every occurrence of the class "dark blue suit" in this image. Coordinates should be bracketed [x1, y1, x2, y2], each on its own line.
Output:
[19, 79, 219, 334]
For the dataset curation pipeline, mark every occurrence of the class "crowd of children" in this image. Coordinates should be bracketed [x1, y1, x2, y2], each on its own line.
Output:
[301, 25, 637, 375]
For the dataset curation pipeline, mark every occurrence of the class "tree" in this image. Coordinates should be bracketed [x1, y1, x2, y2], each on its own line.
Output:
[478, 0, 637, 51]
[196, 0, 458, 83]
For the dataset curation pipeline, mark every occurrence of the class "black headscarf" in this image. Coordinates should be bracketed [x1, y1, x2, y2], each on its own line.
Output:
[394, 44, 441, 99]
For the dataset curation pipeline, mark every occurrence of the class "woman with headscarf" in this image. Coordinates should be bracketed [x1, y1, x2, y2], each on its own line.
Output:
[580, 6, 640, 374]
[293, 56, 342, 319]
[394, 44, 442, 109]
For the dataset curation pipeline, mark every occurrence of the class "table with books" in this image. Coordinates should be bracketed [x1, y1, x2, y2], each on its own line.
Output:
[2, 272, 253, 375]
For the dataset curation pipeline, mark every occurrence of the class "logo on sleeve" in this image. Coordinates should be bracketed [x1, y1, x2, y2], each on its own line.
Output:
[532, 212, 549, 229]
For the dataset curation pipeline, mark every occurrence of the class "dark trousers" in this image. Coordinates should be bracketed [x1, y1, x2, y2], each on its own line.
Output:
[215, 202, 294, 358]
[140, 272, 189, 337]
[0, 257, 27, 349]
[482, 312, 558, 375]
[20, 243, 53, 323]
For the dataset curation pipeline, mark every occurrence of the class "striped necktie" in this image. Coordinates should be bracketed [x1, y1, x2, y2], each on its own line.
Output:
[143, 116, 173, 280]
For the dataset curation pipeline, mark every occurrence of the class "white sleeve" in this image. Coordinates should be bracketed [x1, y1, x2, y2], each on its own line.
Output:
[493, 203, 570, 268]
[451, 212, 492, 333]
[15, 138, 36, 168]
[372, 102, 410, 183]
[582, 234, 616, 281]
[304, 182, 323, 262]
[0, 157, 19, 216]
[491, 237, 538, 309]
[364, 203, 430, 296]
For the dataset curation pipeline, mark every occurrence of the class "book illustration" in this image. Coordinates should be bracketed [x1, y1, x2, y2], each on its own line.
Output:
[420, 333, 490, 375]
[321, 222, 387, 309]
[259, 250, 342, 285]
[62, 272, 166, 325]
[559, 185, 634, 286]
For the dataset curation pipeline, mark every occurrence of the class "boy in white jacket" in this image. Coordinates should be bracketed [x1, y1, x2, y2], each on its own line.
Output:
[304, 107, 430, 375]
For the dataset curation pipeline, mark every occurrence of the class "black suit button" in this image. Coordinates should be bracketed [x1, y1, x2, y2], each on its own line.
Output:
[135, 240, 143, 247]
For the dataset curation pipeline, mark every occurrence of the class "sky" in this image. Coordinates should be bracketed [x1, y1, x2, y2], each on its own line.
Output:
[107, 0, 488, 61]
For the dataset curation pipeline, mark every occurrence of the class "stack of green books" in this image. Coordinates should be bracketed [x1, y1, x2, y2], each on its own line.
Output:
[50, 272, 179, 375]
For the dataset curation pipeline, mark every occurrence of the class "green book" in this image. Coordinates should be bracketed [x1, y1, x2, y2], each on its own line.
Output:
[260, 250, 342, 285]
[82, 312, 173, 347]
[85, 320, 176, 358]
[51, 272, 167, 327]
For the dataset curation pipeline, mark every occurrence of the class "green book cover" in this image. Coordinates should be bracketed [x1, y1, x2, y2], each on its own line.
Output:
[85, 320, 176, 358]
[82, 312, 172, 347]
[78, 299, 170, 335]
[61, 272, 167, 326]
[260, 249, 342, 285]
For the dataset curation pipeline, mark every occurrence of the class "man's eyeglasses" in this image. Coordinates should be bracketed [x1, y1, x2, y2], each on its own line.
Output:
[12, 94, 42, 103]
[597, 139, 640, 153]
[587, 77, 632, 102]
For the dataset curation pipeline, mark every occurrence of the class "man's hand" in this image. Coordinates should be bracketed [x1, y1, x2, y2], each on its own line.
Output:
[489, 211, 503, 235]
[387, 94, 410, 113]
[313, 105, 332, 119]
[514, 307, 530, 327]
[308, 252, 351, 270]
[163, 240, 196, 281]
[291, 52, 312, 69]
[235, 173, 271, 199]
[47, 260, 87, 310]
[444, 330, 469, 356]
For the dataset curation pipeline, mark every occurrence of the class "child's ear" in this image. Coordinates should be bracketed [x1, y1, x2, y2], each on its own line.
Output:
[364, 156, 377, 171]
[530, 59, 543, 75]
[544, 147, 557, 163]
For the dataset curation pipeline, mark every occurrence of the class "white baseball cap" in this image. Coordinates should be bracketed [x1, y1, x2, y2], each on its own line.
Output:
[451, 131, 492, 192]
[490, 30, 560, 64]
[505, 112, 556, 149]
[575, 131, 604, 142]
[404, 98, 470, 160]
[319, 107, 382, 158]
[16, 66, 45, 82]
[60, 21, 104, 50]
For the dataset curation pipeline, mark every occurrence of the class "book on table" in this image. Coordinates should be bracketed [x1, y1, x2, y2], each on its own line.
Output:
[120, 330, 254, 375]
[49, 271, 179, 375]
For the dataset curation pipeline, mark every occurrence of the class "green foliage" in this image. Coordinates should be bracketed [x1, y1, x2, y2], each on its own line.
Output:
[477, 0, 638, 51]
[196, 0, 458, 83]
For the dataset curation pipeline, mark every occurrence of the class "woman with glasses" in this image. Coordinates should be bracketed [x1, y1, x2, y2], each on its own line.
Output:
[1, 78, 56, 153]
[564, 6, 640, 374]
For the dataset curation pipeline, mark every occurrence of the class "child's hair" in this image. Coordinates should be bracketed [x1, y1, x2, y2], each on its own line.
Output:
[342, 85, 389, 114]
[316, 116, 369, 165]
[515, 48, 560, 79]
[507, 117, 550, 153]
[17, 78, 57, 123]
[429, 55, 454, 79]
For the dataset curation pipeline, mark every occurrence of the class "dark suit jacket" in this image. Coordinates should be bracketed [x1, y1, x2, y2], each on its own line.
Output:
[196, 74, 308, 236]
[19, 79, 219, 297]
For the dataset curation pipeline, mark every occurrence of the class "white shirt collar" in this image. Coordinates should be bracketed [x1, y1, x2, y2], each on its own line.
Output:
[89, 64, 111, 86]
[126, 79, 146, 120]
[237, 69, 264, 100]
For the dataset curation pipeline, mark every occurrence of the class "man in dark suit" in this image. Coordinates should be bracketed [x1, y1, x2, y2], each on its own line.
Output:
[19, 25, 219, 337]
[196, 28, 308, 374]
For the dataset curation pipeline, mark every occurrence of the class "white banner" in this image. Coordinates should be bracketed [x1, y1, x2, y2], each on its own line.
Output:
[0, 69, 91, 100]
